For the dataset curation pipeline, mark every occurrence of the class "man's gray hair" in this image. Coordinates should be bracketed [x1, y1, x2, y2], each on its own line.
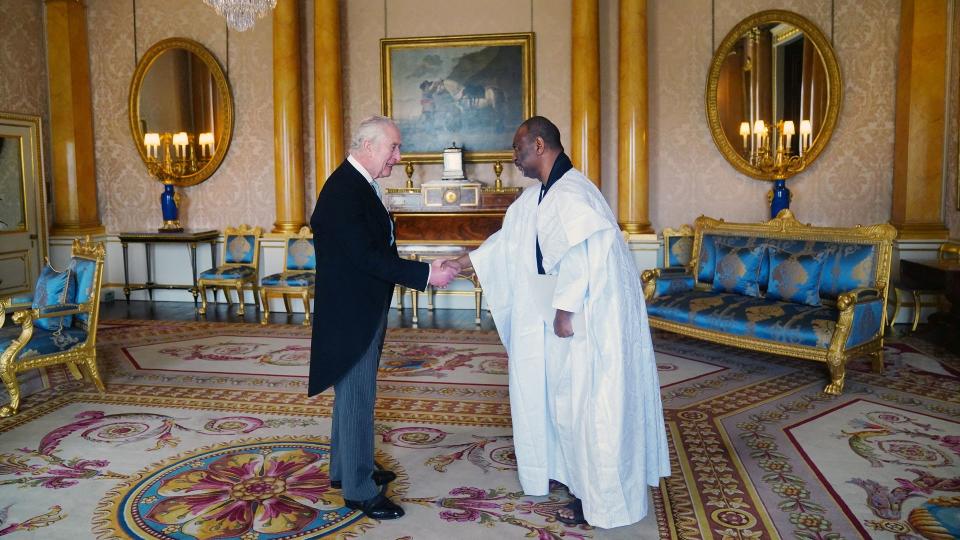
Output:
[350, 115, 396, 151]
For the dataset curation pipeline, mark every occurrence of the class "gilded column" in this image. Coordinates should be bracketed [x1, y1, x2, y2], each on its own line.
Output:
[272, 0, 305, 232]
[571, 0, 601, 187]
[617, 0, 652, 233]
[891, 0, 949, 239]
[314, 0, 344, 192]
[45, 0, 103, 236]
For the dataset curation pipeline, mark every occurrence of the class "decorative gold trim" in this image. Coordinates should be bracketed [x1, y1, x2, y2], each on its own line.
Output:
[128, 38, 234, 187]
[380, 32, 535, 163]
[705, 10, 842, 181]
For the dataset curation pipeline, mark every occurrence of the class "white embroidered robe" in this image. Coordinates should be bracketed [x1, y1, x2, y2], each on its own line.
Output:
[470, 168, 670, 528]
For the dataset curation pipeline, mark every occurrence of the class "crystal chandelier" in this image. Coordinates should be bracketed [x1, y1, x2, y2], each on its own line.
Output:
[203, 0, 277, 32]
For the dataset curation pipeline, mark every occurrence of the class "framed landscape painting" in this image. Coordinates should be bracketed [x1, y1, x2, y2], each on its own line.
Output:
[380, 32, 535, 163]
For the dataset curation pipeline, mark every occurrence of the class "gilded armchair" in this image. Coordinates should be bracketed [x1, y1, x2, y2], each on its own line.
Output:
[0, 237, 106, 417]
[259, 226, 315, 325]
[197, 225, 263, 316]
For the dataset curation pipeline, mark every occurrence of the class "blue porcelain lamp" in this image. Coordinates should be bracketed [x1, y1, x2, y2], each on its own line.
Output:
[141, 131, 211, 232]
[159, 180, 183, 232]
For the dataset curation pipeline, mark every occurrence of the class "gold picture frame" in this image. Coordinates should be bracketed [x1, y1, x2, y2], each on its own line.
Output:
[380, 32, 535, 163]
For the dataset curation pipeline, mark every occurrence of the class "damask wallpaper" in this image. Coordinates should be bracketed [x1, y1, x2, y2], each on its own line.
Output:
[646, 0, 899, 229]
[1, 0, 957, 237]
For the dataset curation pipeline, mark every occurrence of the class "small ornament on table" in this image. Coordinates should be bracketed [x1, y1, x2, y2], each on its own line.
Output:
[159, 180, 183, 232]
[493, 160, 504, 191]
[404, 161, 415, 189]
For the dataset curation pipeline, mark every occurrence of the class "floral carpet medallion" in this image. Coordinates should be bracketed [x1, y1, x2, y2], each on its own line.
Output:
[94, 437, 396, 540]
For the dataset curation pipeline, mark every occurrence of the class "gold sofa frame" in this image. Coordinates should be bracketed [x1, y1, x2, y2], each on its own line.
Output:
[0, 237, 106, 417]
[259, 226, 314, 326]
[641, 210, 897, 395]
[198, 224, 263, 317]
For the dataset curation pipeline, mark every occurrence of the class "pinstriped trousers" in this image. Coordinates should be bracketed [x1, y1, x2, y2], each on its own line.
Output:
[329, 309, 388, 502]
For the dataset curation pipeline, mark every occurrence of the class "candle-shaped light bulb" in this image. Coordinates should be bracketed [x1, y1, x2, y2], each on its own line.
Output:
[198, 132, 214, 157]
[144, 132, 160, 159]
[172, 132, 188, 158]
[753, 120, 765, 149]
[799, 120, 812, 149]
[739, 122, 750, 150]
[782, 121, 795, 152]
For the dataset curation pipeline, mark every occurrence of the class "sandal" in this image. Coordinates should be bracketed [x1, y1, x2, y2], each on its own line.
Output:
[556, 497, 587, 526]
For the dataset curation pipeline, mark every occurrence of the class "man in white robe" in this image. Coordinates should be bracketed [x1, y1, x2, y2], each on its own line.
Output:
[448, 116, 670, 528]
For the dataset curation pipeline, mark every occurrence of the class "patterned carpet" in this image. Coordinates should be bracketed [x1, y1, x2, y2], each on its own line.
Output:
[0, 320, 957, 539]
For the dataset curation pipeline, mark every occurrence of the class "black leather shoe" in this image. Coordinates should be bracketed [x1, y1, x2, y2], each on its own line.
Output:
[330, 469, 396, 490]
[343, 493, 405, 520]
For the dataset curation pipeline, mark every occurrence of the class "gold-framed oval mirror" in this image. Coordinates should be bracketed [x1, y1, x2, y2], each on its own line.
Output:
[129, 38, 233, 187]
[706, 10, 841, 181]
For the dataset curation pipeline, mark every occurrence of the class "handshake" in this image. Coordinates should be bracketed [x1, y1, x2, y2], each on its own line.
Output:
[428, 258, 464, 288]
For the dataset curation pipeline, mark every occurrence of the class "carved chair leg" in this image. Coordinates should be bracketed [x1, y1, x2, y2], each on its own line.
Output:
[411, 289, 419, 326]
[260, 288, 270, 325]
[197, 283, 209, 315]
[911, 290, 922, 332]
[474, 287, 483, 325]
[301, 291, 311, 326]
[888, 288, 901, 331]
[82, 352, 106, 393]
[870, 349, 884, 374]
[0, 368, 22, 417]
[395, 286, 404, 312]
[823, 354, 846, 395]
[282, 295, 292, 314]
[67, 362, 83, 380]
[252, 283, 262, 312]
[427, 286, 435, 311]
[235, 284, 245, 315]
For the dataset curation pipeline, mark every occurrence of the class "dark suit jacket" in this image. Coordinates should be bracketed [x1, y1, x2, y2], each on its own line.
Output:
[308, 159, 429, 395]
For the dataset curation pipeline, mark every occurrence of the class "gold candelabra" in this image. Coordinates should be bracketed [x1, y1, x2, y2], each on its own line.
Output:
[142, 131, 214, 182]
[739, 119, 812, 180]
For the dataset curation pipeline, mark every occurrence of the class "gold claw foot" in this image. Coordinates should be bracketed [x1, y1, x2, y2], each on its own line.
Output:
[0, 405, 16, 418]
[823, 377, 845, 395]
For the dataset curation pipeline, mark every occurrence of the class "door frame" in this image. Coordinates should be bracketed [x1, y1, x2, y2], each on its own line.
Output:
[0, 112, 48, 297]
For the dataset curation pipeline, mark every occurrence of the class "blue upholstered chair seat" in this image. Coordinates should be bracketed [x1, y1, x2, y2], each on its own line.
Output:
[199, 265, 256, 280]
[261, 272, 315, 287]
[0, 325, 87, 361]
[647, 290, 839, 348]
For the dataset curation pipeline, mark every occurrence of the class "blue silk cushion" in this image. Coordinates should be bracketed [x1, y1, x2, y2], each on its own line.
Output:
[766, 248, 827, 306]
[261, 272, 315, 287]
[70, 258, 97, 327]
[32, 264, 77, 331]
[711, 242, 765, 297]
[199, 265, 257, 280]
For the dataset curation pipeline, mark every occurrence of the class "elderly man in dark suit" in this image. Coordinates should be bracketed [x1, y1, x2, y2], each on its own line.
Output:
[309, 115, 457, 519]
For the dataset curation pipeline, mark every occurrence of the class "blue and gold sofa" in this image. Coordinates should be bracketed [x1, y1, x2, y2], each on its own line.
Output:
[641, 210, 897, 395]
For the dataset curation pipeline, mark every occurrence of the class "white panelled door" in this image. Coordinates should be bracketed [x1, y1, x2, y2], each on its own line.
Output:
[0, 114, 47, 298]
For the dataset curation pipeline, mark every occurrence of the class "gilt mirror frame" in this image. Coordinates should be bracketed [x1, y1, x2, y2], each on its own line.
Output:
[128, 37, 234, 187]
[706, 10, 842, 181]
